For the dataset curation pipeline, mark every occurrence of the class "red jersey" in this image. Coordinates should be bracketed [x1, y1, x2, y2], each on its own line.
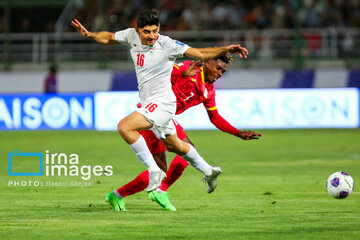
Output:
[171, 61, 217, 115]
[138, 60, 240, 137]
[171, 60, 240, 137]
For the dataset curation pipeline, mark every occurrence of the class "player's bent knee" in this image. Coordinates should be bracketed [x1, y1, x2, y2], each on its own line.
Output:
[117, 120, 130, 139]
[117, 121, 125, 135]
[117, 120, 142, 144]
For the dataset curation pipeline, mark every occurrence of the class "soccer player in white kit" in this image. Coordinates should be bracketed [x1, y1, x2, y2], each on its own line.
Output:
[71, 9, 249, 201]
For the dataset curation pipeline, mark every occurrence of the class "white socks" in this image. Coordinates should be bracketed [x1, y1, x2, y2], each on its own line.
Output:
[130, 136, 211, 177]
[182, 145, 212, 176]
[130, 135, 160, 172]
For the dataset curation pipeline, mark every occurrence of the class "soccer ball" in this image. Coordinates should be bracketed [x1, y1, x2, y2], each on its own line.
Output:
[326, 171, 354, 199]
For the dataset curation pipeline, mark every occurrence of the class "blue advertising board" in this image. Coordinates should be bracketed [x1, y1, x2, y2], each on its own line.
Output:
[94, 88, 360, 130]
[0, 94, 94, 130]
[0, 89, 359, 130]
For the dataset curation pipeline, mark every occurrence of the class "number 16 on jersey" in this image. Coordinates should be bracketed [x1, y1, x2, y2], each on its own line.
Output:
[145, 102, 158, 112]
[137, 54, 145, 67]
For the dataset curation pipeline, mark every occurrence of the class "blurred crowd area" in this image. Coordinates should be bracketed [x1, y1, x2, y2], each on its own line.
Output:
[1, 0, 359, 33]
[75, 0, 360, 32]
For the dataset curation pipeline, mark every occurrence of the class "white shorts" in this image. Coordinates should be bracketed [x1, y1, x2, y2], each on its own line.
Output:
[136, 101, 176, 139]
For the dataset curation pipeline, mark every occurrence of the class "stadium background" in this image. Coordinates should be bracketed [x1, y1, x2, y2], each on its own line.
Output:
[1, 1, 360, 239]
[1, 0, 359, 130]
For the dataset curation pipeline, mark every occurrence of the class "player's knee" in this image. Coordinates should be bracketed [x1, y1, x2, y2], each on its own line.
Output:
[117, 120, 141, 144]
[117, 120, 128, 138]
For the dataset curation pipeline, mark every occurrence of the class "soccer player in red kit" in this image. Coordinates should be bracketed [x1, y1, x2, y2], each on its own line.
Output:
[108, 53, 262, 211]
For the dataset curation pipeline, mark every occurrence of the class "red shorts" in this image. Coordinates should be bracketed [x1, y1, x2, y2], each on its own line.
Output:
[140, 119, 187, 155]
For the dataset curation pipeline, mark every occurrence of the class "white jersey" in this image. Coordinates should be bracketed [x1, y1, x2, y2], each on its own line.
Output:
[114, 28, 190, 105]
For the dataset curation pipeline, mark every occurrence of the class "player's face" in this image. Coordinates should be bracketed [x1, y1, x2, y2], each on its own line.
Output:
[136, 25, 160, 46]
[204, 59, 227, 83]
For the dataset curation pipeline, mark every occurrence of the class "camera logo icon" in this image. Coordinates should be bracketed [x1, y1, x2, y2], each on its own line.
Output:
[8, 150, 43, 176]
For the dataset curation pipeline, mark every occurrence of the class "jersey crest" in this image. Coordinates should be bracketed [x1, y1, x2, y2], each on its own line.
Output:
[175, 40, 185, 46]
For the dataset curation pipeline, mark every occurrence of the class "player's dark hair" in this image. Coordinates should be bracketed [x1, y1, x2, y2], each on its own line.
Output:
[137, 9, 160, 28]
[218, 52, 233, 65]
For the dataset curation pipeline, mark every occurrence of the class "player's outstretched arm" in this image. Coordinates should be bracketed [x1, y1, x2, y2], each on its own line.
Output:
[184, 45, 248, 61]
[207, 109, 261, 140]
[71, 19, 118, 45]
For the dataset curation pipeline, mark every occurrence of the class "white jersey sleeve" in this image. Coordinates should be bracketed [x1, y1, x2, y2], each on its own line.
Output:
[162, 36, 190, 58]
[114, 28, 136, 45]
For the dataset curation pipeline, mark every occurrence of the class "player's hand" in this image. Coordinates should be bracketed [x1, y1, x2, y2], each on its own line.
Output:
[238, 130, 262, 140]
[226, 45, 248, 59]
[71, 19, 89, 37]
[182, 60, 203, 77]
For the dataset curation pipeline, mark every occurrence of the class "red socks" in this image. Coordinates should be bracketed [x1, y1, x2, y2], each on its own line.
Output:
[160, 155, 189, 192]
[116, 171, 149, 198]
[116, 155, 189, 198]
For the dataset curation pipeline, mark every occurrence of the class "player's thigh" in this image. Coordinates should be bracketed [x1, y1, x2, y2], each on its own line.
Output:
[161, 134, 189, 155]
[118, 111, 153, 132]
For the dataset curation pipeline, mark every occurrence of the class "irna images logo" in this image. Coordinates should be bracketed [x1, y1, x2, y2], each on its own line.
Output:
[8, 150, 113, 180]
[8, 150, 43, 176]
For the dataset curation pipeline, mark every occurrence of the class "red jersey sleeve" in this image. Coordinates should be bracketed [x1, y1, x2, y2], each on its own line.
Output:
[204, 91, 240, 137]
[207, 109, 241, 137]
[203, 97, 217, 111]
[172, 64, 183, 78]
[172, 61, 192, 78]
[203, 84, 217, 111]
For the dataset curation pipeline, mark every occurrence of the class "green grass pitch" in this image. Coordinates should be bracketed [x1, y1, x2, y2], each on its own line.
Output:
[1, 129, 359, 239]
